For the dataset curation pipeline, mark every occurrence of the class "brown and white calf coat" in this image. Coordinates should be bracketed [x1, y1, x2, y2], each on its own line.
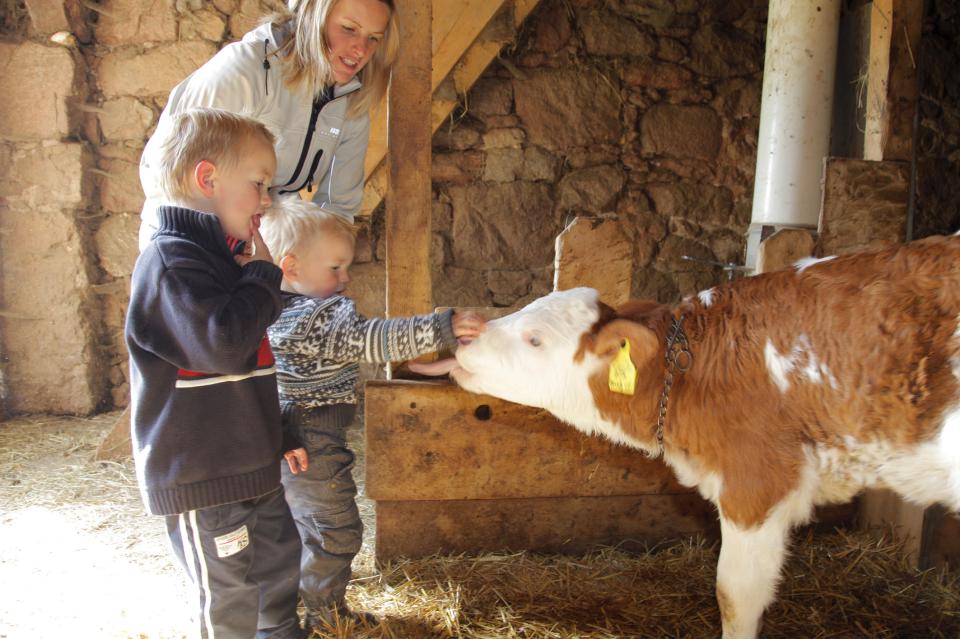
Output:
[425, 234, 960, 639]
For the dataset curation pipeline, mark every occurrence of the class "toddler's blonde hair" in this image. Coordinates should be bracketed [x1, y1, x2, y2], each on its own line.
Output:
[157, 107, 276, 203]
[260, 196, 357, 262]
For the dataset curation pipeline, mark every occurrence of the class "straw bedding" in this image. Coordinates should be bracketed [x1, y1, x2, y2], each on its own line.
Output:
[1, 412, 958, 638]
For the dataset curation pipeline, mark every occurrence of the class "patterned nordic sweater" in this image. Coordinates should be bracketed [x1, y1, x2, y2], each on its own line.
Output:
[267, 292, 458, 410]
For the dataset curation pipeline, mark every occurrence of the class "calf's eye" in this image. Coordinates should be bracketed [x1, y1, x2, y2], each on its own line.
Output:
[528, 336, 541, 347]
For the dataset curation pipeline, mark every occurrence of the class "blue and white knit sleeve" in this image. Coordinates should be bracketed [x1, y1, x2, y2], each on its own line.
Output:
[319, 297, 457, 364]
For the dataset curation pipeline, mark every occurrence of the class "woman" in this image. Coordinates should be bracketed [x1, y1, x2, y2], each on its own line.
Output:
[138, 0, 399, 249]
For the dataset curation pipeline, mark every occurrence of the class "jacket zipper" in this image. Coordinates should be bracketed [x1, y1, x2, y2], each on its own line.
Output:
[279, 86, 334, 189]
[279, 149, 325, 195]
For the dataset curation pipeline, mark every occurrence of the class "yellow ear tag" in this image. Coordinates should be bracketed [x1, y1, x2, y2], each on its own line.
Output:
[608, 340, 637, 396]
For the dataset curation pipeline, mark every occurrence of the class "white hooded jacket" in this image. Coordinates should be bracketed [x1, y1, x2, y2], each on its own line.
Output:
[139, 21, 368, 249]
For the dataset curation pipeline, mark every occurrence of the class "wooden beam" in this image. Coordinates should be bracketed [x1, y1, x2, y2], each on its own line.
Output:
[375, 495, 717, 561]
[864, 0, 893, 161]
[883, 0, 923, 161]
[385, 0, 432, 318]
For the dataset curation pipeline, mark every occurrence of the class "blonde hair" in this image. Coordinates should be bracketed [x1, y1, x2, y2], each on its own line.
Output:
[157, 107, 276, 203]
[260, 197, 357, 262]
[268, 0, 399, 119]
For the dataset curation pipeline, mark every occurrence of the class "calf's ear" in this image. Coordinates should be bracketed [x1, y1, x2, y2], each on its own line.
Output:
[593, 320, 659, 366]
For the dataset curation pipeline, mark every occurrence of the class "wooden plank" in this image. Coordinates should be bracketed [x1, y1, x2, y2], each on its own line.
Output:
[883, 0, 923, 162]
[860, 488, 925, 565]
[364, 380, 686, 501]
[755, 228, 815, 274]
[817, 158, 908, 256]
[385, 0, 433, 318]
[94, 406, 131, 460]
[374, 495, 719, 561]
[864, 0, 893, 162]
[554, 217, 634, 307]
[433, 0, 507, 91]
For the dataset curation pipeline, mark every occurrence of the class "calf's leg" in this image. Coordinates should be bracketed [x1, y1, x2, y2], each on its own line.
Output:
[716, 514, 791, 639]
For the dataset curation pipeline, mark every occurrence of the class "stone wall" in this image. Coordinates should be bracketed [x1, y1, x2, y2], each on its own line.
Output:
[0, 1, 104, 415]
[425, 0, 767, 308]
[914, 0, 960, 239]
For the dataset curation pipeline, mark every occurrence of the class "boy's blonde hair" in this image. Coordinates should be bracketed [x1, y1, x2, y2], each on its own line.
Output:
[268, 0, 399, 119]
[157, 107, 276, 203]
[260, 197, 357, 261]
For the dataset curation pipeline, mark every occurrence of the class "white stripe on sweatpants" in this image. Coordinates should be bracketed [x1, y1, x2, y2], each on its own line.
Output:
[181, 510, 216, 639]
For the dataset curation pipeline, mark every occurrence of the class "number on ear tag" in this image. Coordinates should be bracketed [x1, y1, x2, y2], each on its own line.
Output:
[608, 340, 637, 396]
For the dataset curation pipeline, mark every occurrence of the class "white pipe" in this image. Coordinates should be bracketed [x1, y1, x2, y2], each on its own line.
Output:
[746, 0, 841, 271]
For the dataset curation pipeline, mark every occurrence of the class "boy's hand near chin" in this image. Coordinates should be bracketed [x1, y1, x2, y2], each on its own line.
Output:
[235, 224, 275, 267]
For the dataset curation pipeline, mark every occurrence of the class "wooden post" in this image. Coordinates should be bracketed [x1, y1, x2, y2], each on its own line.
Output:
[385, 1, 433, 325]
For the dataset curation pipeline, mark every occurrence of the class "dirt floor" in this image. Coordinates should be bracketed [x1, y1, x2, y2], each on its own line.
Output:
[2, 412, 960, 639]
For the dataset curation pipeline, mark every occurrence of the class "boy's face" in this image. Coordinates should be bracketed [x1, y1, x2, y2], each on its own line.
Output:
[209, 135, 276, 241]
[287, 231, 355, 299]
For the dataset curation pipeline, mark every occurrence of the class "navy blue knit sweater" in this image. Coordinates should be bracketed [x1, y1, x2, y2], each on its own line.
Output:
[125, 206, 286, 516]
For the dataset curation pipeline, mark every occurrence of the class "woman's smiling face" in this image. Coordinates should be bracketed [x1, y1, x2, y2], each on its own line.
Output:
[324, 0, 391, 86]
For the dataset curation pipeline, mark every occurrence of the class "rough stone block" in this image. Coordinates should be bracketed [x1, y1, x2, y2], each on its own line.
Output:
[96, 213, 141, 278]
[481, 128, 524, 150]
[641, 104, 722, 160]
[579, 8, 655, 57]
[98, 41, 216, 98]
[98, 145, 146, 213]
[450, 182, 558, 270]
[179, 8, 227, 41]
[557, 165, 625, 213]
[95, 0, 177, 45]
[645, 181, 733, 226]
[514, 68, 620, 150]
[554, 217, 634, 307]
[818, 158, 909, 256]
[0, 42, 74, 140]
[468, 78, 513, 116]
[100, 97, 155, 143]
[482, 148, 523, 183]
[24, 0, 69, 34]
[0, 142, 91, 211]
[0, 205, 100, 414]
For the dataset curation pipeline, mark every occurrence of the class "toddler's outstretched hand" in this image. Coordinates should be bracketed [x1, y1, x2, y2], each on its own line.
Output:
[284, 447, 309, 474]
[452, 311, 486, 343]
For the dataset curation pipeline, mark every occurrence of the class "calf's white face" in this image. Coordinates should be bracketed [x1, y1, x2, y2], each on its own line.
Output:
[452, 288, 602, 412]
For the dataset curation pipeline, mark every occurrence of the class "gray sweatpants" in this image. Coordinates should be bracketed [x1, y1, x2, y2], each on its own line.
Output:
[164, 486, 303, 639]
[280, 403, 364, 613]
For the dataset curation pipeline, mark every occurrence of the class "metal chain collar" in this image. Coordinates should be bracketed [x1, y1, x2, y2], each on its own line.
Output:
[655, 314, 693, 453]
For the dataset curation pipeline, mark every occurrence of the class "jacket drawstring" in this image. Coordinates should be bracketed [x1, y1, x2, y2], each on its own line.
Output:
[262, 39, 271, 96]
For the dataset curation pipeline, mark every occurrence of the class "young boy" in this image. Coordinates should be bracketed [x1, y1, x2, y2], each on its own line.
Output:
[126, 107, 309, 639]
[259, 198, 485, 631]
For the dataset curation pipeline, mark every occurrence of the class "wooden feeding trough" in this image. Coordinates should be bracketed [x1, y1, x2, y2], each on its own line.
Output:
[365, 379, 718, 561]
[365, 213, 718, 561]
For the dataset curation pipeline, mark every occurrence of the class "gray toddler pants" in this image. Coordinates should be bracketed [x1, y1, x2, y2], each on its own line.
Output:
[281, 403, 364, 613]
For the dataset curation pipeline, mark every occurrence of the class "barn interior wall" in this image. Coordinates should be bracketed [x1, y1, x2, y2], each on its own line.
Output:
[0, 0, 957, 414]
[913, 0, 960, 239]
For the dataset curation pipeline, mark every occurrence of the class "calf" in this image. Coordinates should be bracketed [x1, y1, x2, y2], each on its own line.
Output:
[419, 234, 960, 638]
